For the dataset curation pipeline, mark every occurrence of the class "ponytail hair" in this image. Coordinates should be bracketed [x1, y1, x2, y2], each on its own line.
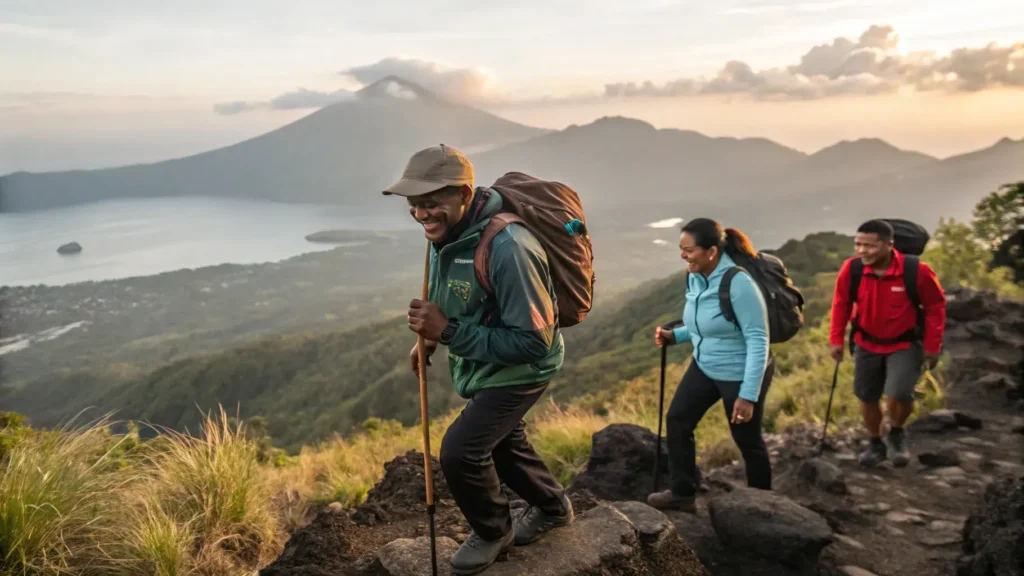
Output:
[681, 217, 757, 259]
[724, 227, 757, 259]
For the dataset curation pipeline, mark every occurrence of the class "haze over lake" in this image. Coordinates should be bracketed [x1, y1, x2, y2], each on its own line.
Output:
[0, 197, 414, 287]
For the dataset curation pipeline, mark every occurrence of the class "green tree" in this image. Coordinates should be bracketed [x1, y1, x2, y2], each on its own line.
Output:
[922, 217, 1023, 298]
[0, 411, 30, 459]
[972, 182, 1024, 250]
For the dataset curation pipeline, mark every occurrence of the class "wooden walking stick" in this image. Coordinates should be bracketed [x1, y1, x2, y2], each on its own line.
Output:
[417, 241, 438, 576]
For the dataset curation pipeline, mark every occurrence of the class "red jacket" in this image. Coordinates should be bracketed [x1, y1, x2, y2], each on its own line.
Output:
[829, 250, 946, 355]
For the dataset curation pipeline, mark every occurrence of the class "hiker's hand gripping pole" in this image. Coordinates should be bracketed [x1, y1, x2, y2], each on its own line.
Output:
[417, 240, 438, 576]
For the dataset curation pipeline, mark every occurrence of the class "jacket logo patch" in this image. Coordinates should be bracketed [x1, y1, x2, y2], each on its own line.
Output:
[891, 286, 905, 292]
[448, 279, 472, 301]
[454, 258, 474, 265]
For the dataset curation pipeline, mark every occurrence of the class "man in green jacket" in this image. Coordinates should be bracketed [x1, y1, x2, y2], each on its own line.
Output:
[384, 144, 573, 574]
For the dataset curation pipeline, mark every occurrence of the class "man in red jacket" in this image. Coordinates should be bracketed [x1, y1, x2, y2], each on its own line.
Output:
[829, 219, 947, 467]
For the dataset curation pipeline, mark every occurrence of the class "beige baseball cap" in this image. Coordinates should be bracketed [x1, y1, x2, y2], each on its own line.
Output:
[382, 144, 474, 197]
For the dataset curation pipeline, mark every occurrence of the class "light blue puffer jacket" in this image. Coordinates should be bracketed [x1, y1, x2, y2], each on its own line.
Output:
[672, 252, 770, 402]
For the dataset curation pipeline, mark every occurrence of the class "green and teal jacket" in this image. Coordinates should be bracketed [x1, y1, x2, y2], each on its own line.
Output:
[428, 188, 564, 398]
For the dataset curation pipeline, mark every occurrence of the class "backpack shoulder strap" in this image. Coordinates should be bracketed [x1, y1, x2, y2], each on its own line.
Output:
[902, 254, 921, 308]
[719, 267, 742, 329]
[848, 258, 864, 304]
[474, 213, 523, 296]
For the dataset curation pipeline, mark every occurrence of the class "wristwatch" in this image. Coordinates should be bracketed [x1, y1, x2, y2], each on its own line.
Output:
[439, 318, 460, 345]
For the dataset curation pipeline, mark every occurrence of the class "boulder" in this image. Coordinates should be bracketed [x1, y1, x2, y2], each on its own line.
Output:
[569, 423, 672, 501]
[795, 458, 849, 495]
[260, 506, 366, 576]
[352, 450, 452, 526]
[958, 474, 1024, 576]
[839, 568, 879, 576]
[370, 502, 708, 576]
[919, 447, 962, 468]
[610, 501, 708, 576]
[373, 537, 460, 576]
[1011, 417, 1024, 435]
[707, 487, 834, 569]
[908, 409, 983, 434]
[57, 241, 82, 255]
[977, 373, 1011, 390]
[946, 289, 1000, 323]
[965, 320, 1001, 342]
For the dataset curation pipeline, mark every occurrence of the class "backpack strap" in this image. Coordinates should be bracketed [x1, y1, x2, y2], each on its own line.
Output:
[902, 254, 925, 338]
[719, 267, 742, 330]
[902, 255, 921, 308]
[846, 258, 864, 354]
[848, 258, 864, 303]
[473, 213, 523, 296]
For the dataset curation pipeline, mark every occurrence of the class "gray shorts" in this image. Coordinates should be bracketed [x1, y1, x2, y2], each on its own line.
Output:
[853, 343, 924, 403]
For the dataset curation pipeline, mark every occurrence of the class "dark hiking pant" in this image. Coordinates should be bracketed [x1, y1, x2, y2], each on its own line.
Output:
[666, 358, 775, 497]
[440, 381, 567, 541]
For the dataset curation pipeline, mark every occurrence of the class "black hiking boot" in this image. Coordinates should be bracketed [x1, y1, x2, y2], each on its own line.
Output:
[513, 493, 574, 546]
[886, 427, 910, 468]
[646, 489, 697, 513]
[858, 437, 888, 467]
[449, 529, 513, 575]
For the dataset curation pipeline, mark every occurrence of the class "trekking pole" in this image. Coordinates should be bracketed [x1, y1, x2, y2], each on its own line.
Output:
[818, 360, 840, 455]
[653, 342, 667, 492]
[416, 241, 438, 576]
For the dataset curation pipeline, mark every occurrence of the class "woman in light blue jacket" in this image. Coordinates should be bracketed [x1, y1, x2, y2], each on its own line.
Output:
[647, 217, 774, 512]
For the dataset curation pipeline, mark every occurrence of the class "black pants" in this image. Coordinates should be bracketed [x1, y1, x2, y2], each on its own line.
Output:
[440, 382, 566, 541]
[666, 359, 775, 497]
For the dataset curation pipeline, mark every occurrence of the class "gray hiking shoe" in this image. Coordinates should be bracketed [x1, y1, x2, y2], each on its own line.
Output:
[512, 494, 574, 546]
[858, 438, 888, 467]
[646, 489, 697, 513]
[450, 529, 513, 575]
[886, 427, 910, 468]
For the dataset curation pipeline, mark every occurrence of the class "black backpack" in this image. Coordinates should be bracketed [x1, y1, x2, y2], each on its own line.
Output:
[846, 218, 930, 353]
[719, 251, 805, 344]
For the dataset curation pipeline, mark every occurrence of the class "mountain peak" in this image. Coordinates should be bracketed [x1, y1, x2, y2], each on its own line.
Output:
[810, 138, 936, 163]
[355, 76, 438, 102]
[564, 116, 656, 135]
[813, 138, 897, 155]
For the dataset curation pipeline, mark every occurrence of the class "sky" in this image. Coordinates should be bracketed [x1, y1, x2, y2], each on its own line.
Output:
[2, 0, 1024, 174]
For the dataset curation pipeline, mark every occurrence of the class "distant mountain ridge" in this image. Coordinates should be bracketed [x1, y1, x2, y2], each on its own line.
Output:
[764, 136, 1024, 238]
[0, 77, 549, 212]
[2, 77, 1021, 244]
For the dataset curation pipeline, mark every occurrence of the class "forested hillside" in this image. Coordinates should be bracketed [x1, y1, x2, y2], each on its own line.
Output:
[2, 230, 857, 451]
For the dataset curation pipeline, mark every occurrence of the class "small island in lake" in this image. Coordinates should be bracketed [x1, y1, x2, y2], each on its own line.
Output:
[57, 242, 83, 255]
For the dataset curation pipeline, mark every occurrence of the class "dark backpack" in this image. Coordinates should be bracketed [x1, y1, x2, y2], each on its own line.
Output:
[473, 172, 595, 328]
[719, 251, 805, 344]
[846, 218, 930, 353]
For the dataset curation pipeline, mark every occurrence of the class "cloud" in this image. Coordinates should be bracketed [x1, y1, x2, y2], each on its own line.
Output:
[213, 100, 256, 115]
[269, 88, 354, 110]
[213, 57, 491, 114]
[214, 27, 1023, 114]
[213, 88, 354, 115]
[339, 57, 495, 102]
[604, 25, 1024, 100]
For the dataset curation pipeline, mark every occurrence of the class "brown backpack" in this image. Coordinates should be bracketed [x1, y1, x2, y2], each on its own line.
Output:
[473, 172, 595, 328]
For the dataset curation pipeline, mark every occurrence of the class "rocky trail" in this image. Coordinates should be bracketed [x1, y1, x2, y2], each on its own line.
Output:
[260, 288, 1024, 576]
